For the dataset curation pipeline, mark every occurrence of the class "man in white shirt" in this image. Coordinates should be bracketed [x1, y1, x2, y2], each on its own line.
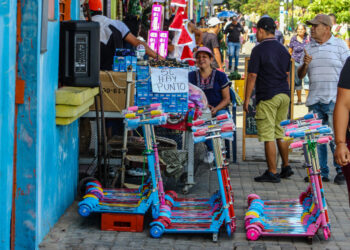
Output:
[87, 0, 162, 70]
[298, 14, 350, 185]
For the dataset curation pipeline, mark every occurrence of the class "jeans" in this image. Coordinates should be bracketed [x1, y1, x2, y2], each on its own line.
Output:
[294, 61, 309, 90]
[205, 109, 230, 151]
[308, 102, 342, 177]
[227, 42, 241, 69]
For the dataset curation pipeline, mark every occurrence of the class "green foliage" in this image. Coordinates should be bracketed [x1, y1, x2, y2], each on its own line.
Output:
[225, 0, 247, 11]
[302, 0, 350, 23]
[240, 0, 280, 20]
[228, 71, 242, 80]
[293, 0, 310, 9]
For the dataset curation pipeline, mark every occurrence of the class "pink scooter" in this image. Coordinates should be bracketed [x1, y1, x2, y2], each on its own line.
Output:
[245, 115, 332, 243]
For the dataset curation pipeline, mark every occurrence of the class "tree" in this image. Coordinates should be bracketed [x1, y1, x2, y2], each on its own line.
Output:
[303, 0, 350, 23]
[224, 0, 247, 12]
[294, 0, 310, 9]
[240, 0, 280, 20]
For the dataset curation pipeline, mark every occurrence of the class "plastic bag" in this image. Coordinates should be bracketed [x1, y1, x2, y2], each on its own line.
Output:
[188, 83, 208, 110]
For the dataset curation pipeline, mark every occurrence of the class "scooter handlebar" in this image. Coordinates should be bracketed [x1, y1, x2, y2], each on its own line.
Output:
[193, 136, 206, 144]
[290, 140, 304, 149]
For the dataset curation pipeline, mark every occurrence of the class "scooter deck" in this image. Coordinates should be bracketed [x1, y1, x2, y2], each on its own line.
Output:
[253, 199, 311, 236]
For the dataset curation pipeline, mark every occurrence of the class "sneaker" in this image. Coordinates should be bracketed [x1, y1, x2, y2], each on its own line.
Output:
[279, 165, 294, 178]
[234, 67, 238, 72]
[304, 176, 330, 182]
[334, 173, 345, 185]
[254, 170, 280, 183]
[322, 176, 330, 182]
[204, 151, 214, 164]
[228, 66, 232, 71]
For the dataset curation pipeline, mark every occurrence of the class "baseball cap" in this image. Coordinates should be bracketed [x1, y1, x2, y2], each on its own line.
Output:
[257, 17, 276, 31]
[89, 0, 102, 11]
[207, 17, 223, 27]
[306, 14, 332, 27]
[194, 46, 214, 58]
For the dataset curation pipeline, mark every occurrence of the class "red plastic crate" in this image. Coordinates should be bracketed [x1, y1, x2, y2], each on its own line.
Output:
[101, 213, 144, 232]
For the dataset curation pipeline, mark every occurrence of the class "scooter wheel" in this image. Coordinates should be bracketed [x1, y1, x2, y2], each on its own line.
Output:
[165, 190, 178, 200]
[299, 192, 308, 204]
[78, 177, 99, 197]
[150, 224, 164, 238]
[323, 227, 331, 240]
[226, 223, 232, 237]
[246, 228, 260, 241]
[78, 204, 91, 217]
[247, 194, 261, 207]
[231, 220, 236, 233]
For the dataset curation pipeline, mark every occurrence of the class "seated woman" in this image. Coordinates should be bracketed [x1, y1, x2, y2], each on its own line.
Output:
[189, 46, 232, 163]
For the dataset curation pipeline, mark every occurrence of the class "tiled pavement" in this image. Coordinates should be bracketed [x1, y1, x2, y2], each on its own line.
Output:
[40, 46, 350, 250]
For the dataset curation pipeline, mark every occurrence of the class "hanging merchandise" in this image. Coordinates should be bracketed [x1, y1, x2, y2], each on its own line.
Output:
[158, 31, 169, 58]
[177, 25, 193, 46]
[169, 8, 184, 31]
[180, 45, 195, 66]
[170, 0, 187, 8]
[150, 4, 164, 31]
[181, 6, 188, 21]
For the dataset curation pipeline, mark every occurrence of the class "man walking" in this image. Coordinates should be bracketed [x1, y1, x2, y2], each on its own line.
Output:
[244, 17, 292, 183]
[298, 14, 350, 185]
[224, 17, 245, 71]
[202, 17, 224, 71]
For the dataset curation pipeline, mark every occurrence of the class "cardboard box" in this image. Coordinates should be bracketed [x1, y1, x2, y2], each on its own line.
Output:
[90, 71, 135, 112]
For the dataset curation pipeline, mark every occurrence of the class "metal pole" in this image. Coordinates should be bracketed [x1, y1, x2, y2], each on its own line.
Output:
[291, 0, 294, 31]
[119, 66, 133, 187]
[286, 0, 289, 32]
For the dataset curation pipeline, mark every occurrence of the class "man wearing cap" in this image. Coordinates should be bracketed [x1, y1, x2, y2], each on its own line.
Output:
[244, 17, 292, 183]
[86, 0, 162, 70]
[202, 17, 224, 71]
[224, 17, 245, 71]
[298, 14, 350, 185]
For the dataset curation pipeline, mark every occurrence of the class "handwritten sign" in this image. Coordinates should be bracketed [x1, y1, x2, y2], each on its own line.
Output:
[150, 67, 189, 93]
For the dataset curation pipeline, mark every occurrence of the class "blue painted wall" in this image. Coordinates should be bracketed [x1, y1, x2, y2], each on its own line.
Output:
[0, 1, 17, 249]
[15, 0, 80, 248]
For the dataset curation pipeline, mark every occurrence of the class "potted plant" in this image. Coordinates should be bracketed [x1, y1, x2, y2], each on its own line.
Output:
[228, 71, 245, 101]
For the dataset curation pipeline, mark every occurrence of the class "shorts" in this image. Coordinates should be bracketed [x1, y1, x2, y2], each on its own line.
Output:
[255, 93, 290, 142]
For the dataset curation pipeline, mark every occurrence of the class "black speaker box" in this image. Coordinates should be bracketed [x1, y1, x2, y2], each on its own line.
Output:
[59, 21, 100, 87]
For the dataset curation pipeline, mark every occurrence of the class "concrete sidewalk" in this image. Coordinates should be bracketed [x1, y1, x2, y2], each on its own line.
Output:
[40, 103, 350, 250]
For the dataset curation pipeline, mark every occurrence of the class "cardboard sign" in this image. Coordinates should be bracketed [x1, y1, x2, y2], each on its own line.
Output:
[158, 31, 168, 58]
[148, 30, 159, 52]
[150, 5, 163, 31]
[150, 67, 189, 93]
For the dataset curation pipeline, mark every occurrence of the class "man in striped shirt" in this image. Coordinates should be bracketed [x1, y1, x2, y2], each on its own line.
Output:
[298, 14, 350, 185]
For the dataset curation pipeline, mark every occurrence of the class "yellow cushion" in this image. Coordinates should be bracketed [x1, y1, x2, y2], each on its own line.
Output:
[56, 108, 89, 125]
[56, 97, 94, 117]
[56, 86, 99, 106]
